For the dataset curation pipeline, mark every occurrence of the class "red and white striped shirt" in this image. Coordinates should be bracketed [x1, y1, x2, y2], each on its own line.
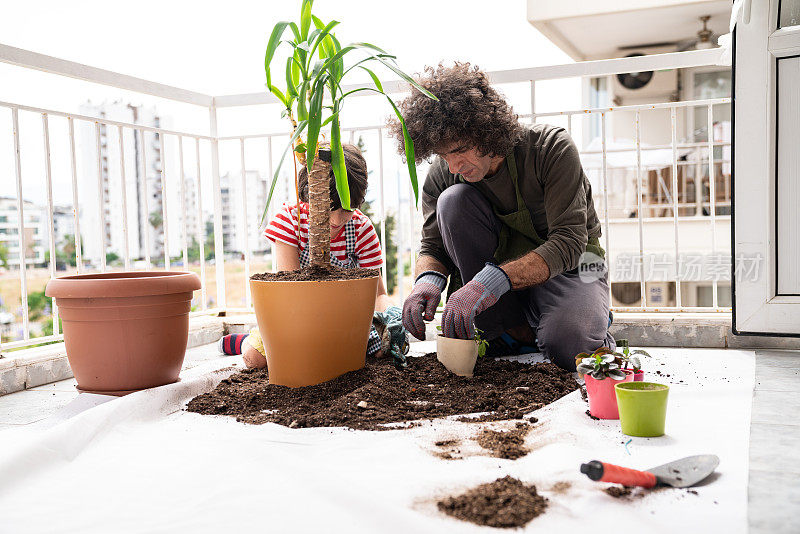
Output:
[264, 202, 384, 269]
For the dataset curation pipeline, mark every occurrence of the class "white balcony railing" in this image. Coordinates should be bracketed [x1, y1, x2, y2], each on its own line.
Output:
[0, 45, 731, 351]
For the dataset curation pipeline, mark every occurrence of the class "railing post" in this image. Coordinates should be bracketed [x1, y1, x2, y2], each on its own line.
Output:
[139, 129, 152, 270]
[67, 117, 83, 273]
[195, 138, 207, 309]
[95, 122, 107, 272]
[159, 133, 170, 270]
[209, 101, 226, 308]
[635, 110, 646, 308]
[117, 125, 131, 270]
[670, 106, 682, 308]
[178, 135, 188, 269]
[12, 108, 29, 340]
[240, 138, 251, 307]
[42, 113, 59, 336]
[707, 104, 718, 309]
[378, 129, 388, 291]
[601, 112, 612, 305]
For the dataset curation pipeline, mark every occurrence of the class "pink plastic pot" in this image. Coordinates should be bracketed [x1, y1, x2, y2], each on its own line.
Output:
[633, 370, 644, 382]
[584, 372, 634, 419]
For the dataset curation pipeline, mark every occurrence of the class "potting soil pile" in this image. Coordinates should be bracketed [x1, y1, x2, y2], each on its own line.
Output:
[0, 344, 754, 533]
[185, 353, 577, 430]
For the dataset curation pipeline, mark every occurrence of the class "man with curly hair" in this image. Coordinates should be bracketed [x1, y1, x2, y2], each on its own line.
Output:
[388, 63, 614, 371]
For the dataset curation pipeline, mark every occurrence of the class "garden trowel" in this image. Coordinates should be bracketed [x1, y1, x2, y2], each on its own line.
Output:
[580, 454, 720, 488]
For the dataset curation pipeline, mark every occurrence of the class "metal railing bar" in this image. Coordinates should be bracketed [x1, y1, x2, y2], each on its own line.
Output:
[240, 138, 251, 307]
[670, 107, 681, 308]
[0, 100, 213, 140]
[195, 138, 207, 309]
[0, 43, 214, 107]
[527, 97, 731, 119]
[67, 117, 82, 273]
[11, 108, 29, 340]
[635, 110, 646, 308]
[209, 105, 226, 306]
[117, 125, 131, 270]
[377, 130, 388, 291]
[178, 135, 188, 269]
[708, 104, 719, 308]
[601, 112, 612, 305]
[138, 128, 152, 270]
[95, 122, 107, 272]
[160, 133, 170, 270]
[42, 113, 59, 336]
[213, 48, 726, 108]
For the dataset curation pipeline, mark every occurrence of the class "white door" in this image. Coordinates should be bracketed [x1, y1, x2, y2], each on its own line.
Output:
[734, 0, 800, 335]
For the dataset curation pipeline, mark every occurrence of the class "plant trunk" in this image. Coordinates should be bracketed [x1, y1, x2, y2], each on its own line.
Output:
[308, 156, 331, 267]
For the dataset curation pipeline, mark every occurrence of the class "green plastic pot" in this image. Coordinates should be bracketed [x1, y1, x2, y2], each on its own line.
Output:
[615, 382, 669, 437]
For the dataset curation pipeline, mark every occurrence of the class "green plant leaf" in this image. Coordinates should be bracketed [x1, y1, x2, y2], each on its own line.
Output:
[608, 370, 627, 380]
[285, 57, 298, 98]
[300, 0, 312, 40]
[348, 43, 438, 101]
[329, 112, 350, 210]
[308, 20, 340, 62]
[385, 96, 419, 205]
[304, 76, 327, 172]
[265, 21, 292, 89]
[297, 80, 309, 122]
[269, 86, 288, 107]
[631, 349, 651, 357]
[261, 121, 309, 225]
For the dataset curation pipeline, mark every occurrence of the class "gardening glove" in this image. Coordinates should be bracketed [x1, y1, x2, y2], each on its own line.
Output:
[441, 263, 511, 340]
[402, 271, 447, 341]
[372, 305, 409, 368]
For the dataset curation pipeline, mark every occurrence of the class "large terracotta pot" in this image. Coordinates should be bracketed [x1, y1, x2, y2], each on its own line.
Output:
[250, 275, 379, 387]
[45, 271, 201, 395]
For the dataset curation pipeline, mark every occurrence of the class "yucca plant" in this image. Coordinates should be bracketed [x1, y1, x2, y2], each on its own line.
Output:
[261, 0, 437, 267]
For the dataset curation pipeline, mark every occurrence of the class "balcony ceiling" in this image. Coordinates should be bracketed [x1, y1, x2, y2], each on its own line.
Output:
[527, 0, 732, 61]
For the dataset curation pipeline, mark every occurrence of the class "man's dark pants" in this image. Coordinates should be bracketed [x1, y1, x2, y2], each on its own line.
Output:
[437, 184, 615, 371]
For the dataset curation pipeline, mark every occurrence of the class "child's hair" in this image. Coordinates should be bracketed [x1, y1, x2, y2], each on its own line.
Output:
[298, 143, 368, 211]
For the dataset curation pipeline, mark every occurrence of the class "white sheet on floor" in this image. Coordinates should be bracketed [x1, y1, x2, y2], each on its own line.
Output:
[0, 347, 754, 534]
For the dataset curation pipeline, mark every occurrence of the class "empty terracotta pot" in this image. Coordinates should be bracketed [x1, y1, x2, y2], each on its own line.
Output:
[45, 271, 200, 395]
[250, 275, 378, 387]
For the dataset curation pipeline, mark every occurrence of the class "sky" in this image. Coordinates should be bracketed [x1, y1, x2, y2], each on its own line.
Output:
[0, 0, 582, 257]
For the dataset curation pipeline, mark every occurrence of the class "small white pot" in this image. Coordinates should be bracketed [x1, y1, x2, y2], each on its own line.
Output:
[436, 335, 478, 377]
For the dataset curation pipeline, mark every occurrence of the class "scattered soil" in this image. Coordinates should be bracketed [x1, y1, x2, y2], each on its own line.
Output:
[434, 438, 463, 460]
[250, 264, 378, 282]
[475, 422, 532, 459]
[549, 481, 572, 495]
[187, 353, 578, 431]
[437, 476, 548, 528]
[585, 409, 600, 421]
[604, 485, 634, 498]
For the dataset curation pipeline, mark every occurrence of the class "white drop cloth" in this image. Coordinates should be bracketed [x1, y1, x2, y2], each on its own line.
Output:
[0, 347, 754, 533]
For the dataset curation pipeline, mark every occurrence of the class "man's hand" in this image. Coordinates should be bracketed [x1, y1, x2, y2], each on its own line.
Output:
[402, 271, 447, 340]
[441, 263, 511, 339]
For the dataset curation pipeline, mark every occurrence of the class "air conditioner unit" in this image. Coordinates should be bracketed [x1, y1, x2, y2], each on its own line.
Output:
[612, 48, 679, 105]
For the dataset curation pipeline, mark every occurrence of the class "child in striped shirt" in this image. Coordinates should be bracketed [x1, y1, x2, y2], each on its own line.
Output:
[218, 143, 406, 368]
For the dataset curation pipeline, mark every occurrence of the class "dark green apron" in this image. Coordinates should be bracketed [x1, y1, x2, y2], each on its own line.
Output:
[447, 151, 604, 297]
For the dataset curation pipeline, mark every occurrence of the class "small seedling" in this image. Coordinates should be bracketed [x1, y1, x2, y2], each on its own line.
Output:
[436, 325, 489, 357]
[474, 328, 489, 358]
[576, 347, 627, 381]
[615, 338, 651, 372]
